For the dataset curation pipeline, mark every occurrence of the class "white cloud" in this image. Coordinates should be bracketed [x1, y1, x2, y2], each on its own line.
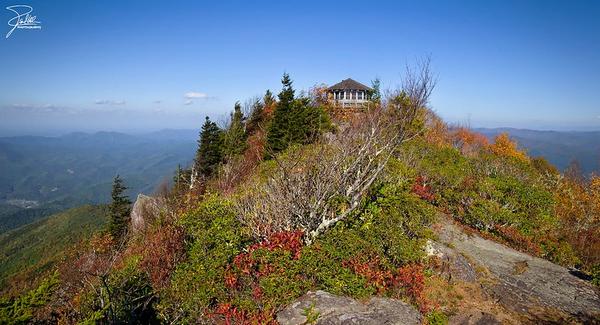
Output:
[95, 99, 126, 105]
[9, 103, 65, 112]
[183, 91, 213, 105]
[153, 100, 162, 104]
[184, 92, 209, 99]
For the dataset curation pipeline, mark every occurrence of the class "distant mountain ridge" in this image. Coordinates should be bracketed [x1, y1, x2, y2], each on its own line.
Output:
[475, 128, 600, 175]
[0, 130, 197, 232]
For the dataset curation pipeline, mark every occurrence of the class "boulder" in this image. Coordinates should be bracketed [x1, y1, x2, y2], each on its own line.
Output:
[277, 290, 422, 325]
[130, 194, 165, 233]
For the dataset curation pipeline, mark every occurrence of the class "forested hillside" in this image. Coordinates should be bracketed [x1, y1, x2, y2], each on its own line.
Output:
[2, 68, 599, 324]
[0, 205, 108, 295]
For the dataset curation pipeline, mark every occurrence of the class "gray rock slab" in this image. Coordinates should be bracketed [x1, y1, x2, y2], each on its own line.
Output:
[438, 218, 600, 322]
[277, 290, 422, 325]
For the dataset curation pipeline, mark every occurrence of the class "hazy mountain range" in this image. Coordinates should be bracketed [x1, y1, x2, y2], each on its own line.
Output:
[476, 128, 600, 175]
[0, 130, 197, 232]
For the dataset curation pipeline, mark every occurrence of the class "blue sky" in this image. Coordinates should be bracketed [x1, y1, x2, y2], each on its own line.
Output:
[0, 0, 599, 135]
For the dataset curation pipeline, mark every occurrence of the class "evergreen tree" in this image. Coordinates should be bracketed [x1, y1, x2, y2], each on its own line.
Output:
[246, 98, 265, 135]
[223, 102, 247, 157]
[370, 78, 382, 103]
[263, 89, 275, 108]
[108, 175, 132, 240]
[278, 73, 295, 104]
[289, 97, 331, 145]
[265, 73, 295, 157]
[265, 73, 332, 158]
[174, 164, 183, 185]
[194, 116, 223, 180]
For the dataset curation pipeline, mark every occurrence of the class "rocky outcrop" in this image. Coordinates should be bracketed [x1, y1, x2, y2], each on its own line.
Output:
[426, 240, 478, 283]
[277, 290, 422, 325]
[130, 194, 165, 233]
[436, 218, 600, 323]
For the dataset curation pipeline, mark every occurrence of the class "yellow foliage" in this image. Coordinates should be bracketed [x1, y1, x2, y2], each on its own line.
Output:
[490, 133, 529, 162]
[554, 177, 600, 267]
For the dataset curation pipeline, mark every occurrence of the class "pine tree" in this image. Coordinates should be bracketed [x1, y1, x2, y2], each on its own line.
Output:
[108, 175, 132, 240]
[265, 73, 295, 157]
[370, 78, 381, 103]
[289, 97, 330, 145]
[246, 98, 265, 135]
[174, 164, 183, 185]
[263, 89, 275, 108]
[278, 73, 295, 104]
[223, 102, 247, 157]
[265, 73, 332, 158]
[194, 116, 223, 180]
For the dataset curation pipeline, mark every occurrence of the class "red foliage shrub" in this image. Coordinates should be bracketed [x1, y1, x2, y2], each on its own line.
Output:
[212, 303, 277, 325]
[249, 230, 304, 257]
[395, 264, 425, 300]
[342, 256, 393, 293]
[210, 230, 306, 324]
[394, 263, 428, 313]
[342, 256, 430, 312]
[252, 285, 264, 301]
[224, 268, 238, 289]
[231, 230, 304, 281]
[138, 225, 186, 289]
[233, 253, 254, 276]
[412, 175, 435, 202]
[493, 225, 541, 256]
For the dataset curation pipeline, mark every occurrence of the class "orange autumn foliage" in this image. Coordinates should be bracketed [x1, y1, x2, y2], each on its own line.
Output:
[490, 133, 529, 162]
[450, 127, 489, 156]
[423, 111, 451, 147]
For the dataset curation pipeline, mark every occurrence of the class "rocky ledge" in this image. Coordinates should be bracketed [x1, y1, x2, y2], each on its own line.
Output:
[434, 217, 600, 324]
[277, 290, 422, 325]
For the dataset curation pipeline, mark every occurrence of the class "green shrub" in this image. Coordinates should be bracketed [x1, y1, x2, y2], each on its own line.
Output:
[0, 272, 59, 324]
[426, 310, 449, 325]
[591, 264, 600, 287]
[157, 195, 249, 322]
[359, 183, 436, 264]
[78, 255, 156, 324]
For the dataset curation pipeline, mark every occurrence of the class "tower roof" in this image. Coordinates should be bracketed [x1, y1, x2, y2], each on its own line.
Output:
[328, 78, 372, 91]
